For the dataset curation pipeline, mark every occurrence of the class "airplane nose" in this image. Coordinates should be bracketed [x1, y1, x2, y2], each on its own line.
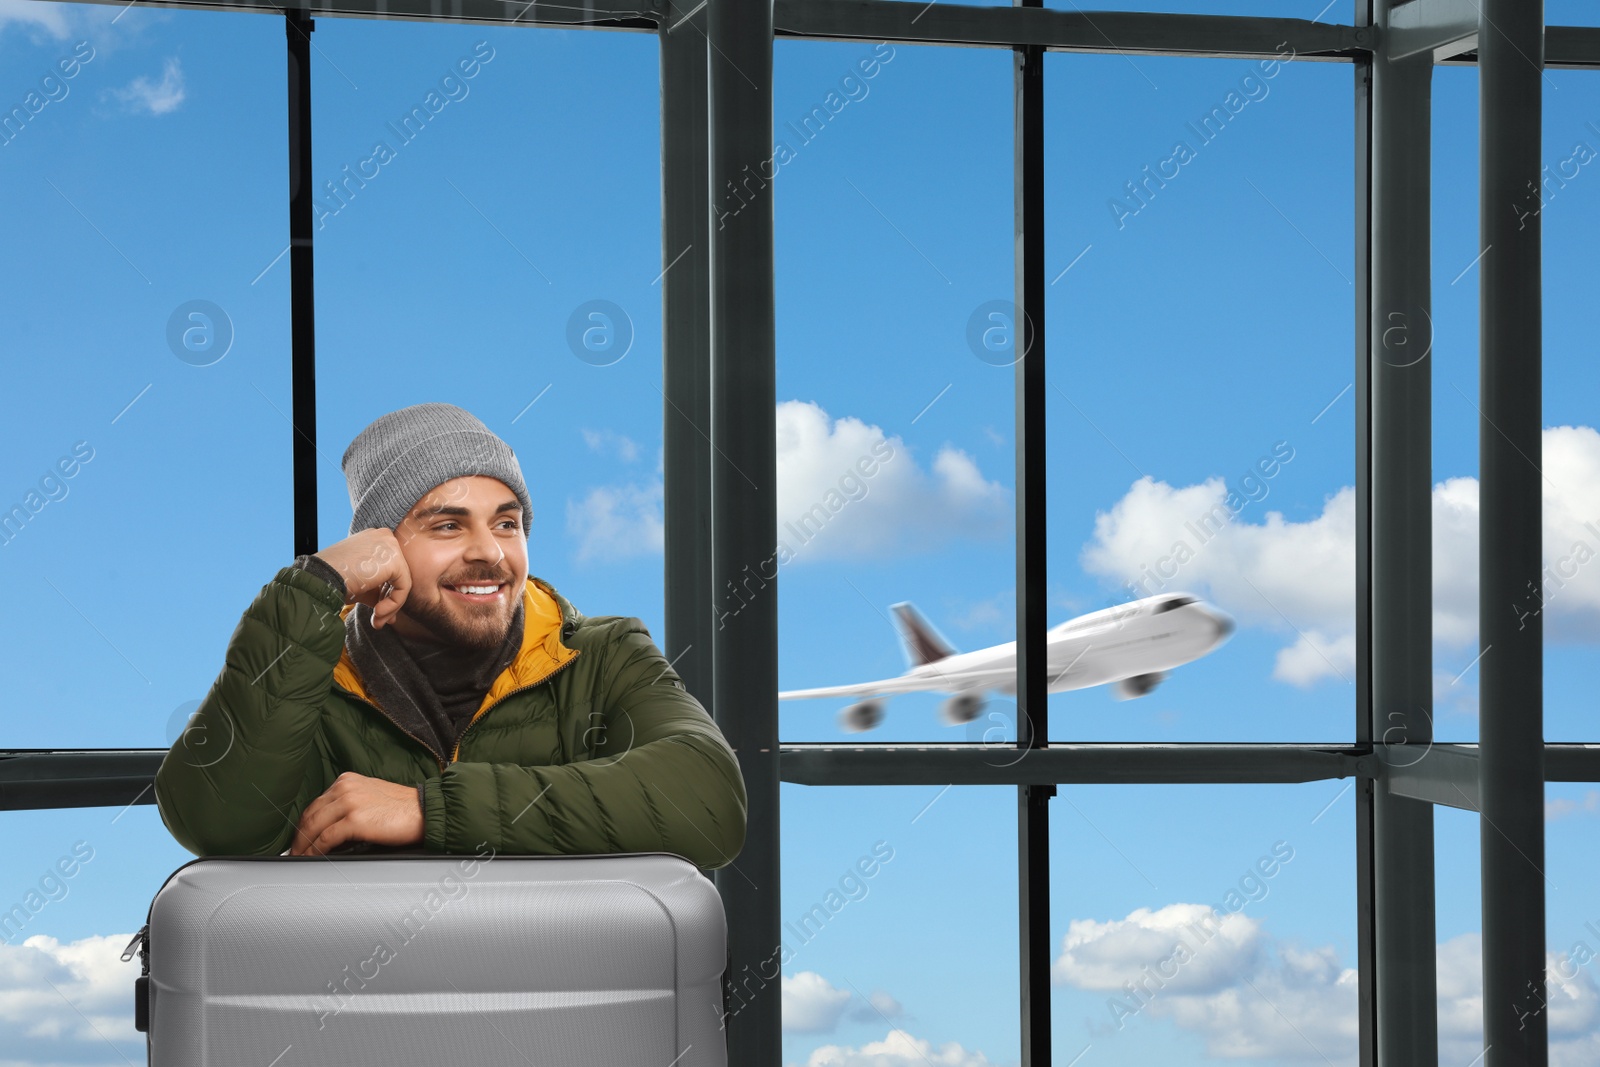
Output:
[1215, 615, 1235, 638]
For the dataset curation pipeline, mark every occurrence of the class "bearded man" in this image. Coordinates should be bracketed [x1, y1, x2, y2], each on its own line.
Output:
[155, 402, 746, 870]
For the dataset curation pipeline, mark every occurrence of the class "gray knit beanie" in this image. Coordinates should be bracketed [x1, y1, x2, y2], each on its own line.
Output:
[341, 402, 533, 538]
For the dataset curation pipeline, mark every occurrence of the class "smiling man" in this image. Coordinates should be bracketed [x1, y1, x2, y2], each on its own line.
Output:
[153, 402, 747, 870]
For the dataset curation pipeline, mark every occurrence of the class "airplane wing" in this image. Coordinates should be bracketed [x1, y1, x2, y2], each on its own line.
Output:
[778, 676, 951, 700]
[779, 667, 1016, 701]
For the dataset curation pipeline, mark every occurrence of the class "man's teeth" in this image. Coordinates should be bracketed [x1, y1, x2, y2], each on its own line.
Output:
[453, 584, 501, 595]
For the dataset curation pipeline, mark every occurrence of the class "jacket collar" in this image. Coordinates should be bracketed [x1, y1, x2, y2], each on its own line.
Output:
[331, 575, 581, 709]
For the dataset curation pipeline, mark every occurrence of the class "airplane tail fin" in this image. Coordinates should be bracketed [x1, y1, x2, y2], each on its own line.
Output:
[891, 602, 957, 667]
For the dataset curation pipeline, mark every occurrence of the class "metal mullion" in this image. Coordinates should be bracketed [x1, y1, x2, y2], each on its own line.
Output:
[45, 0, 660, 30]
[707, 1, 780, 1064]
[1352, 1, 1375, 1062]
[1013, 5, 1050, 1062]
[288, 9, 319, 562]
[1478, 2, 1546, 1063]
[1369, 0, 1438, 1060]
[781, 744, 1364, 786]
[772, 1, 1366, 60]
[660, 3, 713, 709]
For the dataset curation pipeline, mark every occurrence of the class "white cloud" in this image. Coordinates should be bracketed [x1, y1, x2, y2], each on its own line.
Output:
[1433, 667, 1481, 717]
[1153, 943, 1358, 1062]
[566, 401, 1010, 564]
[782, 972, 906, 1034]
[566, 478, 663, 562]
[1273, 629, 1358, 688]
[786, 1028, 1002, 1067]
[783, 971, 853, 1033]
[0, 933, 143, 1061]
[1437, 932, 1600, 1067]
[0, 0, 72, 40]
[1054, 908, 1600, 1066]
[1547, 789, 1600, 821]
[1052, 903, 1264, 995]
[106, 57, 184, 115]
[1434, 933, 1483, 1056]
[773, 400, 1008, 560]
[1054, 902, 1357, 1062]
[847, 988, 905, 1023]
[1078, 426, 1600, 691]
[580, 428, 639, 463]
[942, 589, 1015, 633]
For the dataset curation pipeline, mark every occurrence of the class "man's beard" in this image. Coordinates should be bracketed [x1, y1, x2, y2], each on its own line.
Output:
[400, 583, 517, 651]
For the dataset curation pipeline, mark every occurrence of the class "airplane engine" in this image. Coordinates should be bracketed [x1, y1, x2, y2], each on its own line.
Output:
[939, 692, 985, 726]
[839, 699, 886, 732]
[1113, 671, 1166, 700]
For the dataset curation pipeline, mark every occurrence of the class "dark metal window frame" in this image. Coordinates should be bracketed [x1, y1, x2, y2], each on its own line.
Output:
[4, 2, 1593, 1064]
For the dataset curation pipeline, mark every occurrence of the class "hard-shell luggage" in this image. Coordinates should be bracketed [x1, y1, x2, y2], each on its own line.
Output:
[122, 851, 730, 1066]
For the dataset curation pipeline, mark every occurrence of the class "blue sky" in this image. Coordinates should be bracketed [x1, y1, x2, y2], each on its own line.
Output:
[1, 2, 1599, 1065]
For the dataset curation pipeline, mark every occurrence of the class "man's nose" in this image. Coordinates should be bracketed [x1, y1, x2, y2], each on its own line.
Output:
[462, 523, 503, 562]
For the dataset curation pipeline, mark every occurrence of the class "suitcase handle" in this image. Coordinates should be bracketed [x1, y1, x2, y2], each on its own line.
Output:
[134, 975, 149, 1033]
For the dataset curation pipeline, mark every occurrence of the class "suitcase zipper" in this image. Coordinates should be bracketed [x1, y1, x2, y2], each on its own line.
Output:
[121, 925, 147, 964]
[122, 924, 151, 1033]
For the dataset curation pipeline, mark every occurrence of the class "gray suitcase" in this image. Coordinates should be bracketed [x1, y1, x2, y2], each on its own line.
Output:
[123, 851, 730, 1066]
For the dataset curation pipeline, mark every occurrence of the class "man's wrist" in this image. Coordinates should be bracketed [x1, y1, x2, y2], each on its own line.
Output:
[295, 553, 350, 601]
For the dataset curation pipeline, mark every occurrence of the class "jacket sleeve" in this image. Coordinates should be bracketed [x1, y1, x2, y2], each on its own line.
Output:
[420, 619, 749, 871]
[153, 559, 347, 856]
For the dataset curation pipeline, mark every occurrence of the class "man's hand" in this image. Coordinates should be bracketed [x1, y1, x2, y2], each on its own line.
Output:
[313, 528, 413, 630]
[290, 772, 424, 856]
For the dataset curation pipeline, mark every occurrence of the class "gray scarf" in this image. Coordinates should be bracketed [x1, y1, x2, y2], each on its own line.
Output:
[343, 594, 526, 767]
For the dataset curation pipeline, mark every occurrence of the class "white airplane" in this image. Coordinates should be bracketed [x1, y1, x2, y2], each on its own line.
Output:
[778, 591, 1236, 732]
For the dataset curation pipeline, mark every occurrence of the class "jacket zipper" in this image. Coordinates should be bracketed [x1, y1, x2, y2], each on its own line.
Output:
[449, 650, 581, 763]
[337, 688, 449, 773]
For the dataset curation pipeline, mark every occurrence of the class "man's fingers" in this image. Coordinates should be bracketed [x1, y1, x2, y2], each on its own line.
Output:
[293, 794, 342, 855]
[372, 585, 391, 629]
[377, 598, 400, 629]
[382, 573, 411, 625]
[290, 800, 316, 854]
[302, 820, 352, 857]
[369, 578, 405, 629]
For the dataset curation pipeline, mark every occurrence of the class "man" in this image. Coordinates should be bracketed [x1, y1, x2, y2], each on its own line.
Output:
[154, 402, 747, 870]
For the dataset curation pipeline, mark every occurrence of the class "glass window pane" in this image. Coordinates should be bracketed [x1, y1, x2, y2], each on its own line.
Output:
[1430, 65, 1481, 744]
[778, 784, 1018, 1065]
[1540, 67, 1600, 744]
[310, 20, 666, 629]
[1549, 2, 1600, 26]
[0, 804, 195, 1060]
[1435, 804, 1484, 1061]
[1545, 781, 1600, 1063]
[774, 41, 1019, 745]
[0, 5, 288, 748]
[1051, 783, 1358, 1065]
[1044, 51, 1354, 743]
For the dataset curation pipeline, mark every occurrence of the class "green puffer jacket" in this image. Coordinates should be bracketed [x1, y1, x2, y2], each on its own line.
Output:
[153, 562, 748, 870]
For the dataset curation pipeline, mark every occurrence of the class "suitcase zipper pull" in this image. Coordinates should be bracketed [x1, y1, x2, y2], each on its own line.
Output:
[121, 925, 147, 963]
[125, 923, 152, 1034]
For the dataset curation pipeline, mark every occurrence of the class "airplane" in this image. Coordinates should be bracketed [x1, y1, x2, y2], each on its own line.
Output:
[777, 591, 1236, 732]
